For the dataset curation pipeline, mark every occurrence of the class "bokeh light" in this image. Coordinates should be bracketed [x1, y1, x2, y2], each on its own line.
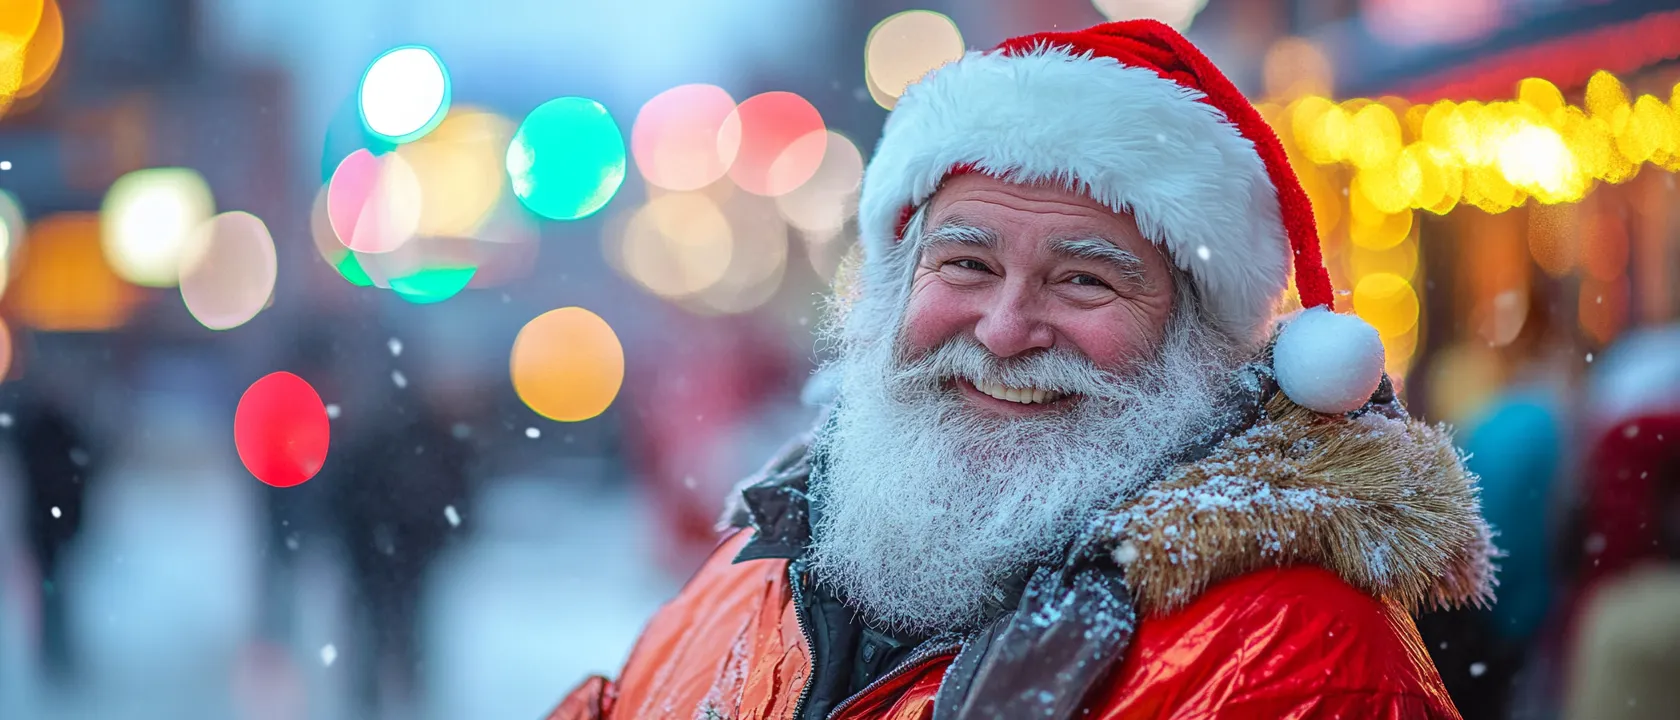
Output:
[0, 0, 43, 106]
[0, 188, 25, 264]
[776, 131, 864, 242]
[356, 235, 478, 304]
[397, 108, 513, 237]
[235, 372, 330, 488]
[1352, 272, 1420, 338]
[10, 213, 138, 331]
[510, 307, 624, 422]
[718, 92, 826, 196]
[359, 45, 451, 144]
[0, 317, 11, 381]
[100, 167, 216, 287]
[632, 84, 738, 192]
[309, 184, 371, 287]
[17, 0, 60, 98]
[691, 196, 788, 314]
[612, 192, 733, 298]
[1093, 0, 1209, 29]
[178, 211, 279, 331]
[864, 11, 965, 110]
[328, 149, 422, 254]
[507, 97, 626, 220]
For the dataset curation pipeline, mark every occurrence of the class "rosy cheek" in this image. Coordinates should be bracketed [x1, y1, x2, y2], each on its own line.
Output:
[902, 284, 973, 353]
[1059, 314, 1153, 368]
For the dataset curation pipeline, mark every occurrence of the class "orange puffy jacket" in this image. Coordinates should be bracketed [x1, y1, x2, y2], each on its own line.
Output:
[550, 395, 1494, 719]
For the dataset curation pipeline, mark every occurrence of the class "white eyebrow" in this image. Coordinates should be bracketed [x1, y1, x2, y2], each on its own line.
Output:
[1054, 237, 1147, 285]
[918, 220, 998, 251]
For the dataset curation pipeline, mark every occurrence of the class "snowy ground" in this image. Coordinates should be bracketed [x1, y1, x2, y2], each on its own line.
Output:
[0, 453, 676, 720]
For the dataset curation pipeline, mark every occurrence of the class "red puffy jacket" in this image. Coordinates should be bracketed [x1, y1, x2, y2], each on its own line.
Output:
[551, 397, 1494, 719]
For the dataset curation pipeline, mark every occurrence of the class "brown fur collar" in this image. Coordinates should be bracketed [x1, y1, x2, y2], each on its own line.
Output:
[1094, 393, 1498, 616]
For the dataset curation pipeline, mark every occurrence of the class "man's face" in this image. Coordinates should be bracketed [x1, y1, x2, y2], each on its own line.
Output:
[900, 173, 1179, 414]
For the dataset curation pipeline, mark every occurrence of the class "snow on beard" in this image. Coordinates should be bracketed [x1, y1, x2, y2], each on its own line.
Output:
[810, 281, 1236, 636]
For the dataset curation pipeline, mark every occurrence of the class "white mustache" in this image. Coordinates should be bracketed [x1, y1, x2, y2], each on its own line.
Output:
[890, 335, 1131, 400]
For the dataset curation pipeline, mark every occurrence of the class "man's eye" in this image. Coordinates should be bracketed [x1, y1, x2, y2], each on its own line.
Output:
[950, 259, 991, 272]
[1069, 274, 1110, 288]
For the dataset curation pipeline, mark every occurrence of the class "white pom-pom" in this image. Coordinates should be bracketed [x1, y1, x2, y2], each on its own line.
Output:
[1272, 308, 1385, 414]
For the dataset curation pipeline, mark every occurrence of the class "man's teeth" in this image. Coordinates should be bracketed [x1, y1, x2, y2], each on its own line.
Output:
[972, 380, 1065, 405]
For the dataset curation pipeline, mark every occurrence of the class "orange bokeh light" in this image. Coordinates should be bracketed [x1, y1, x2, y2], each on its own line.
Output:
[510, 307, 625, 422]
[7, 212, 140, 331]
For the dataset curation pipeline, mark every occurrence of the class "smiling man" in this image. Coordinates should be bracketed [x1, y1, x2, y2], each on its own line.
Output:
[549, 20, 1494, 720]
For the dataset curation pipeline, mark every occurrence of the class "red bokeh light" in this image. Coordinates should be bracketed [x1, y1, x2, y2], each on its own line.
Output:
[235, 372, 331, 488]
[718, 91, 826, 196]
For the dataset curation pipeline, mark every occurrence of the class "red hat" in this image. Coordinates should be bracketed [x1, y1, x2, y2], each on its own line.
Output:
[858, 19, 1334, 348]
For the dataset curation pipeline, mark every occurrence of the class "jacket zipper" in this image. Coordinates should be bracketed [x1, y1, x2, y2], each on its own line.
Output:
[823, 638, 962, 720]
[788, 560, 819, 720]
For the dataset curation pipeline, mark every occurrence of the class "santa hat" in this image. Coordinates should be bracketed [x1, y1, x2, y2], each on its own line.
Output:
[859, 19, 1335, 346]
[857, 20, 1383, 414]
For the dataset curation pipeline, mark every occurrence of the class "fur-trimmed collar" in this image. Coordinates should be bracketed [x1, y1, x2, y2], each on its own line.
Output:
[1090, 392, 1497, 615]
[723, 379, 1497, 617]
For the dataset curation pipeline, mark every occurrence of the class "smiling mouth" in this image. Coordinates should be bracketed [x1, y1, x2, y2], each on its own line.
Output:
[967, 379, 1067, 405]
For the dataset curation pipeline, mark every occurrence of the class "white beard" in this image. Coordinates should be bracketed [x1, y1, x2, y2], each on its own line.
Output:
[808, 302, 1236, 635]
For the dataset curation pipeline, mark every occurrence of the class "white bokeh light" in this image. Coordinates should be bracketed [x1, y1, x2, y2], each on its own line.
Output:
[99, 168, 216, 287]
[359, 46, 451, 142]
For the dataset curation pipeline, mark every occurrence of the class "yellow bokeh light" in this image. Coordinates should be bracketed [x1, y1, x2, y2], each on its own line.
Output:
[1496, 124, 1581, 203]
[17, 0, 58, 98]
[1352, 272, 1419, 338]
[1262, 37, 1331, 100]
[100, 167, 216, 287]
[1349, 208, 1412, 251]
[616, 192, 733, 298]
[397, 108, 513, 238]
[864, 11, 965, 110]
[0, 0, 42, 104]
[1349, 235, 1418, 280]
[1347, 103, 1403, 168]
[511, 307, 624, 423]
[691, 195, 788, 315]
[1517, 77, 1564, 116]
[1092, 0, 1209, 29]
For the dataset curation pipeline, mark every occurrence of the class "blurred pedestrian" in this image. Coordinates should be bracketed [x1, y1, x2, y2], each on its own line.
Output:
[334, 376, 474, 717]
[12, 373, 97, 684]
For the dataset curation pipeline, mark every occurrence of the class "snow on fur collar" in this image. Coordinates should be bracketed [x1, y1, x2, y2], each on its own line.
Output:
[1093, 391, 1497, 616]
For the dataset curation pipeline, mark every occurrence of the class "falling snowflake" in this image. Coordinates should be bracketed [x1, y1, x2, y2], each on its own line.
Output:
[392, 370, 407, 389]
[451, 423, 471, 440]
[326, 404, 342, 420]
[1469, 662, 1486, 677]
[0, 413, 12, 428]
[50, 506, 61, 519]
[445, 505, 461, 527]
[1586, 353, 1594, 363]
[285, 535, 300, 551]
[683, 475, 697, 489]
[320, 644, 338, 667]
[525, 427, 541, 439]
[1, 161, 12, 171]
[388, 338, 403, 356]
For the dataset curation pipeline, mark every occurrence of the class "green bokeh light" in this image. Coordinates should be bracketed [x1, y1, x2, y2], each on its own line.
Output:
[506, 97, 626, 221]
[390, 266, 476, 304]
[335, 252, 374, 287]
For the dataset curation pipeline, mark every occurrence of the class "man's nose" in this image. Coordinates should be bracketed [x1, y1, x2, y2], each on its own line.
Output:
[973, 280, 1055, 358]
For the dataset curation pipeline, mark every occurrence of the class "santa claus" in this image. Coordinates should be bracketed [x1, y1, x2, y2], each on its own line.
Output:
[550, 19, 1494, 720]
